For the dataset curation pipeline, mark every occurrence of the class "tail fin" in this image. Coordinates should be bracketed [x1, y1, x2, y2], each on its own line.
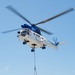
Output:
[47, 38, 66, 49]
[43, 37, 66, 49]
[53, 37, 66, 46]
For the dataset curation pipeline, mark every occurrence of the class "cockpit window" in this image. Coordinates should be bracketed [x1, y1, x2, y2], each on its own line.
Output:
[21, 28, 29, 35]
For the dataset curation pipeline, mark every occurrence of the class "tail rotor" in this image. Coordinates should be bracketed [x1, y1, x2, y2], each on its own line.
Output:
[53, 37, 59, 46]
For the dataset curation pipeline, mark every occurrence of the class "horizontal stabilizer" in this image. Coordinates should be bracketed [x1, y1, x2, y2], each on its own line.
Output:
[57, 42, 66, 46]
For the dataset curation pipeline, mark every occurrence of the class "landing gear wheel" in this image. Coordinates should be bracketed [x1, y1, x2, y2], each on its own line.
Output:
[23, 42, 26, 45]
[42, 46, 46, 49]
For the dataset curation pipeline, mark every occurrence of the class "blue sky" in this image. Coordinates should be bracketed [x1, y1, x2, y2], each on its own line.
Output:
[0, 0, 75, 75]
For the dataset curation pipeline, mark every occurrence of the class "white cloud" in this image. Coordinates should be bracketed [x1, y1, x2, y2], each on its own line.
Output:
[0, 65, 10, 73]
[4, 66, 9, 72]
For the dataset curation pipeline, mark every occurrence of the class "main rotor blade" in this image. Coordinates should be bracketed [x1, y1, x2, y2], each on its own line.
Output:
[35, 8, 74, 25]
[2, 28, 21, 34]
[36, 26, 53, 35]
[6, 5, 32, 25]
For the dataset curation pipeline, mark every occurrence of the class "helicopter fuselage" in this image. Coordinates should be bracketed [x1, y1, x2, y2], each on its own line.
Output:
[17, 28, 59, 52]
[17, 28, 46, 48]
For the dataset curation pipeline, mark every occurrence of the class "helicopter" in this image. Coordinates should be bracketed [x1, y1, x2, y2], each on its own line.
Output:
[2, 6, 74, 52]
